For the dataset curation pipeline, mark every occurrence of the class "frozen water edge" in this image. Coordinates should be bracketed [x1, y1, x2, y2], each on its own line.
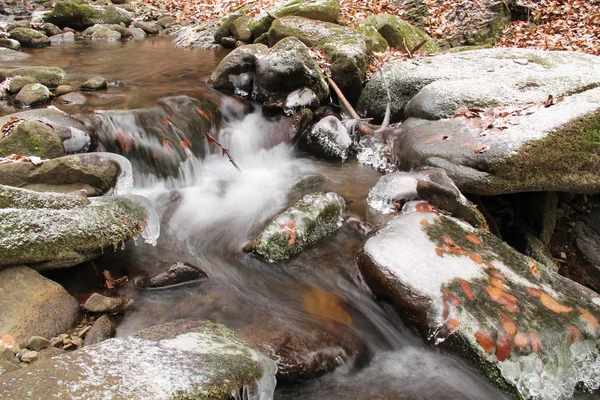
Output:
[94, 152, 134, 196]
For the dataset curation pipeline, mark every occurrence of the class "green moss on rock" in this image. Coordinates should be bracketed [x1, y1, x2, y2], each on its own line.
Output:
[365, 14, 439, 54]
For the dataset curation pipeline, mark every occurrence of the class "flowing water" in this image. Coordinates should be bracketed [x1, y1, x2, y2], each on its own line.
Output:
[5, 37, 512, 399]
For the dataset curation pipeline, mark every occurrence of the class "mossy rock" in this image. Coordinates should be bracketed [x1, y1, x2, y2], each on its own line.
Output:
[365, 14, 439, 54]
[210, 43, 269, 93]
[0, 66, 68, 88]
[249, 0, 340, 38]
[14, 83, 52, 107]
[0, 120, 64, 158]
[357, 24, 389, 53]
[8, 28, 50, 48]
[214, 11, 244, 43]
[359, 205, 600, 399]
[43, 1, 130, 30]
[248, 192, 346, 262]
[0, 319, 277, 399]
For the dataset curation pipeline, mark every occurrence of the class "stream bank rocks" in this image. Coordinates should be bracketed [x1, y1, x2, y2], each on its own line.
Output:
[0, 266, 80, 346]
[0, 185, 151, 270]
[0, 319, 277, 400]
[358, 203, 600, 399]
[247, 192, 345, 262]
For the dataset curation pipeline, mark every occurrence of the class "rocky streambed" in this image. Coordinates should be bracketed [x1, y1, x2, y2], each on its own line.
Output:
[1, 0, 600, 399]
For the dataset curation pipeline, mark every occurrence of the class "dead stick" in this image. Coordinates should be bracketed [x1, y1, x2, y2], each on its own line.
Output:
[203, 131, 242, 172]
[410, 39, 427, 55]
[327, 77, 360, 120]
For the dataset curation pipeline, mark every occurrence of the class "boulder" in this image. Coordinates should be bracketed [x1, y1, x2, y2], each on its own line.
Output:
[6, 20, 31, 31]
[302, 115, 352, 160]
[157, 16, 175, 29]
[8, 28, 50, 48]
[0, 38, 21, 51]
[43, 1, 131, 30]
[0, 108, 91, 153]
[0, 186, 153, 270]
[254, 37, 329, 102]
[0, 266, 80, 346]
[364, 14, 438, 53]
[80, 75, 107, 90]
[231, 15, 252, 42]
[133, 20, 159, 35]
[268, 16, 369, 101]
[358, 202, 600, 399]
[55, 84, 76, 96]
[14, 83, 52, 107]
[356, 24, 389, 53]
[135, 261, 206, 289]
[83, 315, 115, 346]
[125, 27, 145, 39]
[0, 119, 64, 158]
[5, 76, 37, 94]
[49, 31, 76, 44]
[367, 169, 487, 228]
[284, 87, 319, 114]
[27, 336, 51, 352]
[83, 293, 133, 314]
[57, 91, 87, 104]
[0, 48, 29, 62]
[247, 192, 346, 262]
[214, 11, 244, 44]
[210, 43, 269, 95]
[0, 66, 68, 88]
[0, 319, 277, 400]
[82, 24, 121, 40]
[41, 22, 63, 37]
[249, 0, 340, 38]
[0, 153, 119, 196]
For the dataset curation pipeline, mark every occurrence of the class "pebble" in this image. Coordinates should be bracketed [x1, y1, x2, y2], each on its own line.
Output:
[19, 349, 37, 363]
[27, 336, 50, 352]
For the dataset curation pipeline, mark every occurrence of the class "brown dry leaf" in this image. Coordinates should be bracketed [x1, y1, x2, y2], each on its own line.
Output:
[528, 261, 542, 279]
[475, 329, 495, 354]
[303, 288, 352, 325]
[465, 234, 482, 245]
[577, 307, 599, 335]
[444, 289, 462, 308]
[539, 293, 573, 314]
[495, 329, 513, 362]
[420, 219, 430, 227]
[441, 234, 457, 247]
[469, 253, 483, 264]
[458, 278, 475, 301]
[486, 286, 518, 307]
[446, 318, 461, 333]
[526, 287, 543, 298]
[500, 313, 517, 337]
[490, 278, 505, 291]
[529, 331, 543, 353]
[567, 325, 582, 343]
[435, 248, 444, 257]
[474, 145, 489, 154]
[514, 332, 528, 349]
[490, 270, 506, 281]
[0, 334, 15, 348]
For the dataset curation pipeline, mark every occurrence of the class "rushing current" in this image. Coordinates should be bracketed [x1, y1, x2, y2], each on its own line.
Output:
[2, 37, 520, 399]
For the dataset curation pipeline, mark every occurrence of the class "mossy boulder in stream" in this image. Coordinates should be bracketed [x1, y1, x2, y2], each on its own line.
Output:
[0, 185, 153, 270]
[8, 28, 50, 48]
[0, 120, 64, 158]
[0, 319, 277, 399]
[358, 201, 600, 399]
[43, 1, 131, 30]
[249, 0, 340, 38]
[0, 66, 68, 88]
[210, 44, 269, 95]
[364, 14, 438, 54]
[247, 192, 345, 262]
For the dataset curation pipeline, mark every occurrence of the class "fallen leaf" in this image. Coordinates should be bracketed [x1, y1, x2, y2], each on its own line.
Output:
[577, 307, 599, 335]
[526, 287, 543, 298]
[490, 270, 506, 281]
[447, 247, 469, 256]
[514, 332, 528, 349]
[420, 219, 430, 227]
[446, 318, 460, 333]
[491, 277, 505, 291]
[474, 145, 490, 154]
[459, 278, 475, 301]
[540, 293, 573, 313]
[444, 289, 462, 307]
[465, 234, 482, 244]
[441, 234, 457, 247]
[503, 303, 520, 313]
[495, 329, 513, 361]
[476, 329, 495, 354]
[486, 286, 518, 306]
[500, 313, 517, 337]
[529, 331, 542, 353]
[435, 248, 444, 257]
[567, 325, 582, 343]
[528, 261, 542, 279]
[469, 253, 483, 264]
[484, 262, 496, 270]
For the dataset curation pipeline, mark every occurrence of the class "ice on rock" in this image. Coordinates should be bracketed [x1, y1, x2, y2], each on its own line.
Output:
[307, 116, 352, 161]
[356, 134, 396, 174]
[367, 171, 430, 214]
[94, 152, 134, 196]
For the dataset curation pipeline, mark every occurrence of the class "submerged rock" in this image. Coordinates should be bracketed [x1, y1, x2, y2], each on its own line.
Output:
[0, 186, 152, 270]
[247, 192, 346, 262]
[0, 120, 64, 159]
[0, 153, 119, 196]
[0, 319, 277, 400]
[136, 261, 207, 289]
[49, 31, 77, 44]
[0, 266, 80, 346]
[0, 47, 29, 62]
[358, 202, 600, 399]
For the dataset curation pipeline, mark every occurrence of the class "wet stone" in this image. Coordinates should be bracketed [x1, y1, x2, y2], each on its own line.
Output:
[80, 76, 107, 90]
[83, 293, 134, 314]
[27, 336, 50, 352]
[83, 315, 115, 346]
[136, 261, 207, 289]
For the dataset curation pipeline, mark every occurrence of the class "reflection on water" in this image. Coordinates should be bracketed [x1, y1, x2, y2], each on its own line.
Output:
[30, 38, 508, 399]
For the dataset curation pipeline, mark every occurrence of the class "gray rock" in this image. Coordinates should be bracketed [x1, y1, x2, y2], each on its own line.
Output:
[6, 76, 36, 94]
[268, 16, 369, 101]
[255, 37, 329, 102]
[82, 24, 121, 41]
[0, 38, 21, 51]
[134, 20, 159, 35]
[19, 350, 38, 363]
[364, 14, 438, 53]
[83, 315, 115, 346]
[214, 12, 244, 43]
[54, 84, 76, 96]
[0, 359, 19, 376]
[43, 2, 131, 30]
[356, 24, 389, 53]
[220, 36, 238, 48]
[41, 22, 62, 37]
[57, 91, 86, 104]
[247, 192, 346, 262]
[0, 319, 277, 400]
[27, 336, 50, 352]
[0, 66, 68, 88]
[125, 26, 145, 39]
[83, 293, 133, 314]
[210, 43, 269, 95]
[303, 115, 351, 160]
[358, 203, 600, 399]
[231, 15, 252, 42]
[0, 186, 153, 270]
[157, 15, 175, 28]
[0, 108, 91, 153]
[7, 20, 31, 31]
[0, 48, 29, 62]
[8, 28, 50, 48]
[0, 119, 64, 158]
[0, 266, 80, 346]
[80, 75, 107, 90]
[49, 31, 76, 44]
[14, 83, 52, 107]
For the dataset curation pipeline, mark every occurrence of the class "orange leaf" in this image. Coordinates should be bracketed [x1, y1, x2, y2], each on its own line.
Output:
[484, 262, 495, 270]
[465, 234, 482, 245]
[448, 247, 469, 256]
[567, 325, 582, 343]
[446, 318, 460, 333]
[526, 287, 542, 298]
[495, 329, 513, 361]
[420, 219, 429, 227]
[514, 332, 528, 348]
[196, 107, 209, 120]
[287, 231, 296, 246]
[528, 261, 542, 279]
[486, 286, 518, 306]
[435, 248, 444, 257]
[442, 298, 450, 320]
[475, 329, 495, 354]
[529, 331, 542, 353]
[490, 278, 505, 291]
[441, 234, 457, 247]
[503, 303, 520, 313]
[500, 313, 517, 337]
[469, 253, 483, 264]
[490, 270, 506, 281]
[444, 289, 461, 307]
[577, 307, 599, 335]
[459, 279, 474, 301]
[540, 293, 573, 313]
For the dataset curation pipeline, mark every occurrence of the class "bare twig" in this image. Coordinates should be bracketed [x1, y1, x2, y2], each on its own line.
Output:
[203, 130, 242, 172]
[327, 77, 360, 120]
[410, 39, 427, 55]
[403, 38, 413, 58]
